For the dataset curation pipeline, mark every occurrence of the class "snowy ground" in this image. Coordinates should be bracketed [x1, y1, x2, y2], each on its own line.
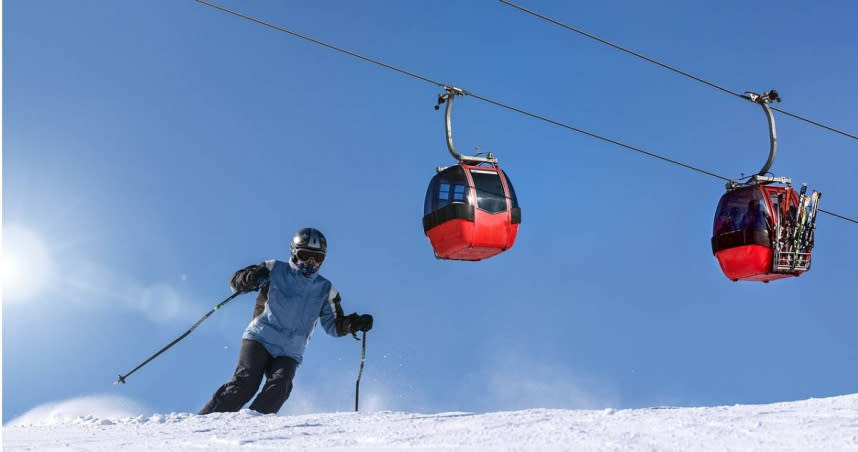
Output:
[4, 394, 858, 451]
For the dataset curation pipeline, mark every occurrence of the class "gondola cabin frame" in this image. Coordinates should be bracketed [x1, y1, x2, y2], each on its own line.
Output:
[711, 182, 813, 282]
[423, 162, 521, 261]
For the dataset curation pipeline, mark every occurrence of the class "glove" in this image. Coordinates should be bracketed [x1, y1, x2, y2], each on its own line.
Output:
[346, 313, 373, 334]
[231, 265, 270, 293]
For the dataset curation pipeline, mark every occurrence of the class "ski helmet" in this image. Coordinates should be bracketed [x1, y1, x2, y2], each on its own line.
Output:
[290, 227, 327, 276]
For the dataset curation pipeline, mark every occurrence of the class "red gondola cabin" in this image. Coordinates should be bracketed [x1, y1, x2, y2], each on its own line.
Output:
[709, 90, 822, 283]
[711, 183, 815, 282]
[423, 163, 520, 260]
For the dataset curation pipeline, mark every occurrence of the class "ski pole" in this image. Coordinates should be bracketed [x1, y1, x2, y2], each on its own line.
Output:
[355, 331, 367, 412]
[116, 291, 243, 384]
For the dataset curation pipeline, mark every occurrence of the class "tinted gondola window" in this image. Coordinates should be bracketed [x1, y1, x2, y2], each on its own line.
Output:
[470, 169, 507, 213]
[424, 165, 470, 215]
[501, 170, 519, 209]
[713, 187, 770, 236]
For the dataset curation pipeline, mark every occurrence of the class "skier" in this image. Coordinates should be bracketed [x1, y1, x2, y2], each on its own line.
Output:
[199, 227, 373, 415]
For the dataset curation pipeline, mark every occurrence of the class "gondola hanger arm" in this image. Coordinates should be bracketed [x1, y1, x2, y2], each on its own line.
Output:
[742, 89, 781, 179]
[435, 86, 497, 165]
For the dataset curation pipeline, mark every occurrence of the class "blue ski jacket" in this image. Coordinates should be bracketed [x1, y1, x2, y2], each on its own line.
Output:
[238, 259, 347, 364]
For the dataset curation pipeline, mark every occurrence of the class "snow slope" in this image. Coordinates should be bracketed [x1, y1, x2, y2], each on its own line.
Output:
[4, 395, 858, 451]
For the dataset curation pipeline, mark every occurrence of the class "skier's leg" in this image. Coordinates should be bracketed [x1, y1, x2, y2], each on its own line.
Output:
[248, 356, 298, 414]
[198, 339, 271, 415]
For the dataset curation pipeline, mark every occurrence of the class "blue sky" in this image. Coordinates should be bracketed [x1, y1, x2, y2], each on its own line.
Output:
[3, 0, 857, 422]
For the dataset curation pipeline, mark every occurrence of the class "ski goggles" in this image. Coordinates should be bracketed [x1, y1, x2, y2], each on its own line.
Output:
[295, 249, 326, 263]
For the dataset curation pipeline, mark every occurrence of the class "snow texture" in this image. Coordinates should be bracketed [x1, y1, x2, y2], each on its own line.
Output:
[4, 394, 858, 451]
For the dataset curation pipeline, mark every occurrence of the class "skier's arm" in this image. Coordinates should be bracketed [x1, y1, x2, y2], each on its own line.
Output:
[230, 261, 273, 293]
[320, 286, 350, 337]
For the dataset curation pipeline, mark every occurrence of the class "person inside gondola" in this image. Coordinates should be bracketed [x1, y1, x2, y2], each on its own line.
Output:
[715, 206, 741, 235]
[740, 199, 769, 230]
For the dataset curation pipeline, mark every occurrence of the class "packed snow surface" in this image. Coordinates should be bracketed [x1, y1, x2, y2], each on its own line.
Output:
[5, 394, 858, 451]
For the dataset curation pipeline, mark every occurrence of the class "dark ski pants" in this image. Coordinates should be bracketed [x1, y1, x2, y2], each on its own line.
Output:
[199, 339, 298, 415]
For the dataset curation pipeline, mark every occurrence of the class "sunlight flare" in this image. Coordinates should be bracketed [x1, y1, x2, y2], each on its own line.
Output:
[2, 225, 54, 302]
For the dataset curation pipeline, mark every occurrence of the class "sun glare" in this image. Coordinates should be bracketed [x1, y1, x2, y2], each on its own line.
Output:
[3, 253, 22, 284]
[2, 225, 54, 302]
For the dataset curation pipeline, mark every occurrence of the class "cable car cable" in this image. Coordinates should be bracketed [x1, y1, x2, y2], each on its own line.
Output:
[818, 208, 858, 225]
[194, 0, 857, 225]
[195, 0, 448, 89]
[498, 0, 858, 142]
[463, 91, 731, 181]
